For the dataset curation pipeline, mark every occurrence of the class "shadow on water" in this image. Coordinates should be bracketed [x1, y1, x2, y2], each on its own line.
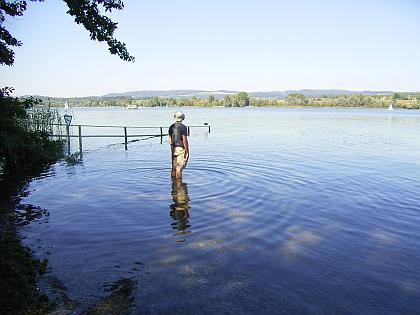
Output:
[170, 179, 191, 242]
[11, 204, 49, 226]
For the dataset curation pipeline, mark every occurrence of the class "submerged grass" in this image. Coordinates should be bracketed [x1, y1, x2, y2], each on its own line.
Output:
[0, 224, 55, 314]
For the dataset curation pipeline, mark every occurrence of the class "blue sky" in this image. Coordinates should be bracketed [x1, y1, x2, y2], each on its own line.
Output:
[0, 0, 419, 97]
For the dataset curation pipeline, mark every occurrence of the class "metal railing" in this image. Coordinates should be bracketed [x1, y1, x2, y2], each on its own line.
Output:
[49, 123, 211, 154]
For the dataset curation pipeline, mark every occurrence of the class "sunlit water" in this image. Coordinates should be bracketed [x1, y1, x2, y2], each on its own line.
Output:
[19, 107, 420, 314]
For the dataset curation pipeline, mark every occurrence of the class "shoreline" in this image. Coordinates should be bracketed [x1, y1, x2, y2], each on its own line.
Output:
[0, 176, 54, 314]
[51, 105, 419, 110]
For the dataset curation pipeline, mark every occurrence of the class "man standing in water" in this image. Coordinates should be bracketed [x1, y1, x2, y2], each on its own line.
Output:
[169, 111, 189, 179]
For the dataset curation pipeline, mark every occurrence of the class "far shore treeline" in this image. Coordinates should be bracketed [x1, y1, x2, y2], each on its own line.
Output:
[36, 92, 420, 109]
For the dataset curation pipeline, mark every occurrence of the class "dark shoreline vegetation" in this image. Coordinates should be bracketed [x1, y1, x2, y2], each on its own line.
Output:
[37, 91, 420, 109]
[0, 88, 65, 314]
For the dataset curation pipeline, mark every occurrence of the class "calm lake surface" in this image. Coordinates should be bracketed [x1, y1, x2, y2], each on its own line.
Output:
[19, 107, 420, 314]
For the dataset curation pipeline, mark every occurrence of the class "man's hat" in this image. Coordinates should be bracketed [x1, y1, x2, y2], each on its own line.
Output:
[174, 111, 185, 122]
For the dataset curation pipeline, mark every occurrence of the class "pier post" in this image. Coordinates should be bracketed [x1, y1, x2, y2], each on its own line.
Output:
[124, 127, 128, 150]
[203, 122, 210, 133]
[160, 127, 163, 144]
[187, 126, 190, 136]
[66, 125, 70, 154]
[78, 125, 83, 158]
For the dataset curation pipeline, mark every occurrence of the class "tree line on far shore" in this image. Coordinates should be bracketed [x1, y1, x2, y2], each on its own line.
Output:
[37, 92, 420, 110]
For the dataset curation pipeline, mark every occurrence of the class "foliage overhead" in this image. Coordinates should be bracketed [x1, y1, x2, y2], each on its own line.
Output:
[0, 0, 134, 66]
[64, 0, 134, 62]
[0, 0, 34, 66]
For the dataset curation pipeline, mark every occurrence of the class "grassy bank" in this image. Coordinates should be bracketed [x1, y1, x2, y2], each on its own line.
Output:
[0, 88, 64, 176]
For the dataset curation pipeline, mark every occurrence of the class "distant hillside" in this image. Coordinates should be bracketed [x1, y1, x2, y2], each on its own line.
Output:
[104, 90, 202, 98]
[103, 89, 394, 99]
[102, 89, 258, 99]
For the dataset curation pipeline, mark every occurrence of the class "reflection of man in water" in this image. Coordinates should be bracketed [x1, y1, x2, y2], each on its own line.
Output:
[170, 179, 191, 235]
[168, 111, 189, 179]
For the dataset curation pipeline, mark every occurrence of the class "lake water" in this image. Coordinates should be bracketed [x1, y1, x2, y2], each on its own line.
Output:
[19, 107, 420, 314]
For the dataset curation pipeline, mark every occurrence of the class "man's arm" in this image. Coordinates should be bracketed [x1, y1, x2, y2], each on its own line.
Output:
[168, 126, 174, 154]
[182, 134, 189, 160]
[168, 135, 174, 154]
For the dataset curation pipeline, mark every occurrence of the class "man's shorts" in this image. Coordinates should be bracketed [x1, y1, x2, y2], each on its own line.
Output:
[173, 146, 187, 169]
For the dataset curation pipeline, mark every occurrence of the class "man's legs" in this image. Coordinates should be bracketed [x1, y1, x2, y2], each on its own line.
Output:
[175, 165, 183, 179]
[172, 147, 185, 179]
[171, 155, 177, 178]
